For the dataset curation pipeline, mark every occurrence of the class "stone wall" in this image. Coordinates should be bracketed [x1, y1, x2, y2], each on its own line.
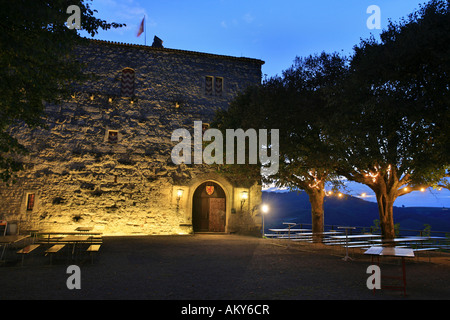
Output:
[0, 40, 264, 235]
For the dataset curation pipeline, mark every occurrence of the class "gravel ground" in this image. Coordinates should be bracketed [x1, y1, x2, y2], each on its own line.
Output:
[1, 234, 449, 301]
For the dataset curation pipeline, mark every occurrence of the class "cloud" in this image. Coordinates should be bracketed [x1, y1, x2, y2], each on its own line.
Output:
[90, 0, 150, 26]
[89, 0, 153, 36]
[243, 13, 255, 24]
[220, 16, 248, 29]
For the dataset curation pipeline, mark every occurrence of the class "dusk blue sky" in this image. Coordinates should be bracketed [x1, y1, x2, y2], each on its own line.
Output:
[81, 0, 449, 207]
[84, 0, 429, 78]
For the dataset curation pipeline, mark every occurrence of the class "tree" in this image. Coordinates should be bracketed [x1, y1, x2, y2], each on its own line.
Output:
[212, 52, 348, 241]
[0, 0, 125, 181]
[328, 0, 450, 240]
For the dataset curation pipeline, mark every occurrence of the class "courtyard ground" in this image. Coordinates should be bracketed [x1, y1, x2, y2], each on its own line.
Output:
[0, 234, 449, 301]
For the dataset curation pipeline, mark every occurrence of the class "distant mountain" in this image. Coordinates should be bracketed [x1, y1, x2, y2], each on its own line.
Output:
[262, 191, 450, 233]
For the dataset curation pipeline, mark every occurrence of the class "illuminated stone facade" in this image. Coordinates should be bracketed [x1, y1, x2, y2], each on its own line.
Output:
[0, 40, 264, 236]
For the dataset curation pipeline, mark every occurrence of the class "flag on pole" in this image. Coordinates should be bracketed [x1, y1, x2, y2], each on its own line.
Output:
[137, 16, 144, 37]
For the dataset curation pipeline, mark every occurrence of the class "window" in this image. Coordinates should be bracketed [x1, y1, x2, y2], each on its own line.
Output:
[121, 68, 135, 97]
[108, 130, 119, 143]
[205, 76, 224, 96]
[215, 77, 223, 96]
[205, 76, 214, 96]
[26, 193, 35, 211]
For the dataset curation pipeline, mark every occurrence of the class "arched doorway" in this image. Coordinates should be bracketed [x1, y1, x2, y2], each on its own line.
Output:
[192, 181, 226, 232]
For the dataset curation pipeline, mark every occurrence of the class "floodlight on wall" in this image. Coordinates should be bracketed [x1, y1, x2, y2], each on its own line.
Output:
[176, 189, 184, 211]
[240, 191, 248, 212]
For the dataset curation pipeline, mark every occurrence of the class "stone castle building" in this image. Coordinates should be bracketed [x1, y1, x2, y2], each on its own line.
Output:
[0, 38, 265, 236]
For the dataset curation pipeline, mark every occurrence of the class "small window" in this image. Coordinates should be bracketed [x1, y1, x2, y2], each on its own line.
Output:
[215, 77, 223, 96]
[205, 76, 224, 96]
[108, 130, 119, 143]
[205, 76, 214, 96]
[202, 123, 210, 134]
[121, 68, 135, 97]
[26, 193, 35, 211]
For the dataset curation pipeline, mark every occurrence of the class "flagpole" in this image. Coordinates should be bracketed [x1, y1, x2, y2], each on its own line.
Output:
[144, 15, 146, 46]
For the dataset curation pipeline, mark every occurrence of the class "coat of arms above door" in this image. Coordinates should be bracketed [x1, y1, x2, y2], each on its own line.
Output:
[206, 185, 214, 195]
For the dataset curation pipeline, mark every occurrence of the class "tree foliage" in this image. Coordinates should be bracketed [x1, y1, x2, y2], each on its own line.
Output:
[212, 53, 348, 239]
[0, 0, 125, 181]
[213, 0, 449, 240]
[326, 0, 450, 238]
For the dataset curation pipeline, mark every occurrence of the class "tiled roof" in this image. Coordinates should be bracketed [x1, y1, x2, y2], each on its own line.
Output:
[87, 38, 265, 65]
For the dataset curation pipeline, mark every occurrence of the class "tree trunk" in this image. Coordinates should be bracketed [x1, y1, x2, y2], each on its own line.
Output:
[375, 191, 396, 241]
[308, 189, 325, 243]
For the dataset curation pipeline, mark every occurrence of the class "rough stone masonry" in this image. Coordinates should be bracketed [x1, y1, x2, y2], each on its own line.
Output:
[0, 39, 265, 236]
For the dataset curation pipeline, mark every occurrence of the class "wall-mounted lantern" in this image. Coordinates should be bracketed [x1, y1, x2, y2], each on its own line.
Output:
[240, 191, 248, 212]
[176, 189, 184, 211]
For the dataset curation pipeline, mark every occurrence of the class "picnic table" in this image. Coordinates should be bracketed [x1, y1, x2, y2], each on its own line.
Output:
[364, 246, 415, 296]
[37, 231, 102, 243]
[268, 229, 311, 233]
[37, 231, 103, 262]
[331, 234, 382, 240]
[330, 234, 382, 261]
[75, 227, 94, 232]
[369, 236, 445, 261]
[369, 237, 428, 245]
[286, 231, 343, 243]
[267, 223, 305, 248]
[0, 235, 30, 261]
[296, 231, 343, 236]
[60, 235, 91, 258]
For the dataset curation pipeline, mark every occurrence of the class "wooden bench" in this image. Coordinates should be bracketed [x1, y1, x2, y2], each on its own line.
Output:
[87, 244, 101, 252]
[413, 247, 440, 252]
[413, 247, 440, 262]
[16, 244, 40, 266]
[89, 236, 103, 244]
[343, 241, 372, 247]
[45, 244, 66, 264]
[86, 245, 101, 264]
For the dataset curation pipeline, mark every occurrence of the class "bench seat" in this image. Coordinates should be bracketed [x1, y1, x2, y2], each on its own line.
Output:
[16, 244, 41, 266]
[87, 245, 101, 263]
[45, 244, 66, 264]
[87, 245, 101, 252]
[413, 247, 439, 252]
[17, 244, 40, 254]
[45, 244, 65, 254]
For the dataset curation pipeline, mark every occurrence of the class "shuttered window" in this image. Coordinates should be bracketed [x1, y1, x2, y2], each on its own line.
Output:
[205, 76, 224, 96]
[205, 76, 213, 96]
[108, 130, 119, 143]
[121, 68, 135, 97]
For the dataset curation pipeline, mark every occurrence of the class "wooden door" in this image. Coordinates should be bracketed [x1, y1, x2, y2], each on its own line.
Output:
[192, 182, 226, 232]
[193, 197, 210, 232]
[209, 198, 226, 232]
